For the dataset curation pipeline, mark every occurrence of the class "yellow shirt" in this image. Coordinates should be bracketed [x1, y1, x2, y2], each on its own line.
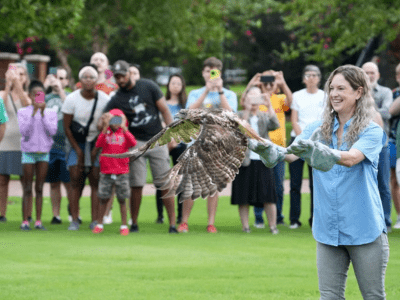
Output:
[259, 94, 289, 147]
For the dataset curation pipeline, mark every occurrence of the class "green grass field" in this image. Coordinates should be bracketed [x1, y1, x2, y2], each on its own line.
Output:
[1, 193, 400, 299]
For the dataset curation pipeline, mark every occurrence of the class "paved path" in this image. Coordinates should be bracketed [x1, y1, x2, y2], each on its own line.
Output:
[8, 179, 310, 197]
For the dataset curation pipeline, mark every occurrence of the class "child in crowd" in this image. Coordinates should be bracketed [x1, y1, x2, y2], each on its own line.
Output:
[91, 109, 137, 235]
[17, 80, 58, 230]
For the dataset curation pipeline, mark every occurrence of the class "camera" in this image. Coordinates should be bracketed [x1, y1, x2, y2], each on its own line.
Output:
[260, 75, 275, 83]
[109, 116, 123, 125]
[210, 69, 221, 80]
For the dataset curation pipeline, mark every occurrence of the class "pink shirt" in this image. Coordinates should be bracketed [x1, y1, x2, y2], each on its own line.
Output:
[17, 106, 58, 153]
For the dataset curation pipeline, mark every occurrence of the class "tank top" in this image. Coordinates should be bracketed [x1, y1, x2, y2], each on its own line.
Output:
[0, 93, 23, 151]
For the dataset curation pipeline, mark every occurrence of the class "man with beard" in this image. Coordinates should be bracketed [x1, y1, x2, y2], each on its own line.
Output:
[100, 60, 177, 233]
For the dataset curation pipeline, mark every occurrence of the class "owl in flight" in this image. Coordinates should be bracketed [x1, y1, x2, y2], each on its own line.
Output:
[103, 108, 265, 201]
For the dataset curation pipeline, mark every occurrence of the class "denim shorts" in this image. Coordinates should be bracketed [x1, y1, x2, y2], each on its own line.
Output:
[22, 152, 49, 164]
[66, 142, 100, 168]
[45, 148, 70, 183]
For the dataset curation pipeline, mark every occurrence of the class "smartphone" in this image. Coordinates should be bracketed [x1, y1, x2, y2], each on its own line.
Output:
[210, 69, 221, 80]
[248, 96, 264, 105]
[35, 91, 45, 103]
[109, 116, 122, 125]
[260, 75, 275, 83]
[49, 67, 57, 75]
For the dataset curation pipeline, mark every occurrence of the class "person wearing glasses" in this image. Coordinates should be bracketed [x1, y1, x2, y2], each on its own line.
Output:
[289, 65, 325, 229]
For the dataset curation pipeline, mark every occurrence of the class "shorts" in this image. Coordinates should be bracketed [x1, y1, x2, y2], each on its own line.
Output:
[66, 141, 100, 168]
[129, 140, 170, 187]
[0, 151, 23, 176]
[98, 173, 130, 202]
[22, 152, 49, 164]
[45, 148, 70, 183]
[389, 141, 397, 169]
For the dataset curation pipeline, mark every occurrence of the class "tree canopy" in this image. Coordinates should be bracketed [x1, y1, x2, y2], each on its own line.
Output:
[0, 0, 84, 41]
[277, 0, 400, 66]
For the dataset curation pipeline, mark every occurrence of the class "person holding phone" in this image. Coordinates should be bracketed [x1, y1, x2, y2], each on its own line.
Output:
[44, 67, 72, 224]
[178, 57, 237, 233]
[91, 109, 137, 235]
[231, 86, 280, 234]
[0, 63, 31, 223]
[17, 80, 58, 230]
[289, 65, 325, 229]
[240, 70, 292, 228]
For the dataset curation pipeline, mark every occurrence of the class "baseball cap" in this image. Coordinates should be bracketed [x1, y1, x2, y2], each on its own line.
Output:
[112, 60, 130, 76]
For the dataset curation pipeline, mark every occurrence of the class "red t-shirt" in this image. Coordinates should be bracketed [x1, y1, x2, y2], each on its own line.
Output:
[96, 128, 137, 174]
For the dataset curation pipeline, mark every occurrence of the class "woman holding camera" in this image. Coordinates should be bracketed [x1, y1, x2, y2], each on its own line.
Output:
[231, 86, 280, 234]
[241, 70, 293, 228]
[0, 63, 31, 222]
[62, 65, 110, 230]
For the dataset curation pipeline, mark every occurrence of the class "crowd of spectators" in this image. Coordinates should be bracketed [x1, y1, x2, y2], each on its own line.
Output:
[0, 54, 400, 236]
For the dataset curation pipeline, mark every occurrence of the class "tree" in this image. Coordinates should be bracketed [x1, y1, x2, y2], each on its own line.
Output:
[0, 0, 84, 40]
[277, 0, 400, 66]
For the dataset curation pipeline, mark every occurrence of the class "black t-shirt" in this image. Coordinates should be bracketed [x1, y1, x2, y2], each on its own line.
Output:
[104, 79, 164, 141]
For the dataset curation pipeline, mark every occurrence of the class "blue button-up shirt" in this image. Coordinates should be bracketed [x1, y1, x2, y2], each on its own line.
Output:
[296, 118, 386, 246]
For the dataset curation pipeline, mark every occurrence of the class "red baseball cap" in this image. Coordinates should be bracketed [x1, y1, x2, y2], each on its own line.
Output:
[109, 108, 125, 116]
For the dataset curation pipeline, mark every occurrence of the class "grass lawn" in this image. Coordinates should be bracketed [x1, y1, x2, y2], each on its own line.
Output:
[1, 193, 400, 299]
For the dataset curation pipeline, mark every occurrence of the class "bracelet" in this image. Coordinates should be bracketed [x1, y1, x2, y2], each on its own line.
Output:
[218, 91, 224, 95]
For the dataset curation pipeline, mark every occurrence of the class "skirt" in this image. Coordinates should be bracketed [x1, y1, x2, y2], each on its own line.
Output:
[0, 151, 23, 176]
[231, 159, 276, 207]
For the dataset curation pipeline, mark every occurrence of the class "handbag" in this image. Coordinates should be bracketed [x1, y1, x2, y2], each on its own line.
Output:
[70, 92, 98, 144]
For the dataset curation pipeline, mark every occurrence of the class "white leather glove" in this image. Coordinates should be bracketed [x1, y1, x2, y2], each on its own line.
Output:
[248, 138, 287, 168]
[287, 139, 341, 172]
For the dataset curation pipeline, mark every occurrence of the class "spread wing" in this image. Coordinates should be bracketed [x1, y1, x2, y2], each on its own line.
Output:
[155, 123, 248, 201]
[102, 119, 201, 159]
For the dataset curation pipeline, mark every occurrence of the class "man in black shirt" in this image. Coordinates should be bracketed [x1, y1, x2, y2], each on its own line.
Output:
[101, 60, 177, 233]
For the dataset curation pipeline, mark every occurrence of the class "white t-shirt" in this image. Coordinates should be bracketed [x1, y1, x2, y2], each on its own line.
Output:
[290, 88, 325, 137]
[62, 90, 110, 142]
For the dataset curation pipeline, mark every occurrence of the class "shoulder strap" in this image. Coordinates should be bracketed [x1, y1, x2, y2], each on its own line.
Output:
[8, 93, 18, 114]
[85, 92, 99, 131]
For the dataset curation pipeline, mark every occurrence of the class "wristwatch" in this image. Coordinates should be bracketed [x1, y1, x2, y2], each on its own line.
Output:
[218, 91, 224, 95]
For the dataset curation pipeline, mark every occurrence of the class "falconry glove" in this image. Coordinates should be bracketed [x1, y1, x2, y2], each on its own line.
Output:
[248, 138, 287, 168]
[287, 139, 341, 172]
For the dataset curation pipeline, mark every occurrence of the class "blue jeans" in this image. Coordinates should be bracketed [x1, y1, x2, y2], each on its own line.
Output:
[289, 157, 313, 225]
[378, 146, 391, 227]
[254, 160, 285, 223]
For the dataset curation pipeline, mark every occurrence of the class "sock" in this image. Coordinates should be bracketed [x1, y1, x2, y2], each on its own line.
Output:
[97, 224, 104, 229]
[120, 225, 128, 230]
[55, 216, 61, 220]
[35, 220, 42, 226]
[22, 221, 29, 226]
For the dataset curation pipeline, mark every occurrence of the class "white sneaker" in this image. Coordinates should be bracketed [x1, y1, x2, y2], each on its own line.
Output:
[253, 222, 265, 229]
[289, 223, 300, 229]
[393, 216, 400, 229]
[103, 211, 113, 224]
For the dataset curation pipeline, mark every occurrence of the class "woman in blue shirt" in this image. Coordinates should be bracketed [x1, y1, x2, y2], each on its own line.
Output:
[250, 65, 389, 299]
